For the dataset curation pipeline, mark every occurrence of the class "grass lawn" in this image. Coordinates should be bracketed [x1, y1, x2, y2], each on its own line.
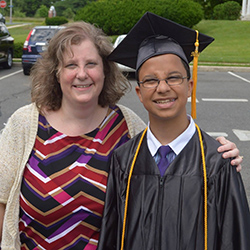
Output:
[194, 20, 250, 65]
[6, 18, 250, 65]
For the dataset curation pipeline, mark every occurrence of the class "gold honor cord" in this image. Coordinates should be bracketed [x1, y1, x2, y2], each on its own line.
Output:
[195, 123, 208, 250]
[120, 127, 148, 250]
[120, 125, 208, 250]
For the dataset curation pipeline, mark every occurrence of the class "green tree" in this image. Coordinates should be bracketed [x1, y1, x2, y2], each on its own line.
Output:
[12, 0, 52, 16]
[54, 0, 95, 16]
[63, 8, 75, 19]
[35, 5, 49, 18]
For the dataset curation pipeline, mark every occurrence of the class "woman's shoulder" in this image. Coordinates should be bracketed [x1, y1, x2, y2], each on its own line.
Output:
[117, 104, 146, 137]
[8, 103, 37, 121]
[1, 103, 38, 134]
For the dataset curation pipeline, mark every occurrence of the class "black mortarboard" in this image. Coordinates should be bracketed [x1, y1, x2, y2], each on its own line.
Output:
[109, 12, 214, 119]
[108, 11, 214, 72]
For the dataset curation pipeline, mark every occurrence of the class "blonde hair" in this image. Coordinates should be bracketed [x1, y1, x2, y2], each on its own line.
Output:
[31, 21, 130, 112]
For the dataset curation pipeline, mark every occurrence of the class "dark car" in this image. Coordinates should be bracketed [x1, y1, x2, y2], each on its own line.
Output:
[0, 13, 6, 24]
[22, 25, 64, 75]
[0, 23, 14, 69]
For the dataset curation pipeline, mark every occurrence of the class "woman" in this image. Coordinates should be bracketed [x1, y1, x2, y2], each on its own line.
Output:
[0, 21, 242, 250]
[0, 22, 145, 249]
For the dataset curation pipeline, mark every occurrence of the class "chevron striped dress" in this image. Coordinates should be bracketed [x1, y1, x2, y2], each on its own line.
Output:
[19, 106, 130, 250]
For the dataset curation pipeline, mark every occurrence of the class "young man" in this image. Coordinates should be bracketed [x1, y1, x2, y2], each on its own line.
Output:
[97, 12, 250, 250]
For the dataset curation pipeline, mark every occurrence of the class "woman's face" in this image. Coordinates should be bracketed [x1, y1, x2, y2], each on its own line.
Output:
[58, 39, 105, 108]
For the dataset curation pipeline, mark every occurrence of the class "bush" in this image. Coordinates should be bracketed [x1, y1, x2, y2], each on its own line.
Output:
[164, 0, 204, 28]
[45, 16, 68, 25]
[14, 42, 23, 58]
[213, 1, 241, 20]
[74, 0, 203, 35]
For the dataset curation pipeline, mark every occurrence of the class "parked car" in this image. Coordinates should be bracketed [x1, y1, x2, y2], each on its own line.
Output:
[0, 23, 14, 69]
[22, 26, 64, 75]
[0, 13, 6, 24]
[113, 34, 135, 73]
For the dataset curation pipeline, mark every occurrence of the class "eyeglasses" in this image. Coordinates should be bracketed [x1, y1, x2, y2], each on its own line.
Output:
[138, 75, 188, 89]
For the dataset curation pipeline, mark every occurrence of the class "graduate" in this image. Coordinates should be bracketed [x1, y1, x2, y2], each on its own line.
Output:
[97, 12, 250, 250]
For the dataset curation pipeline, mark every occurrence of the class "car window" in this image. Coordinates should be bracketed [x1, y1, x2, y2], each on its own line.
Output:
[113, 35, 127, 48]
[30, 29, 59, 43]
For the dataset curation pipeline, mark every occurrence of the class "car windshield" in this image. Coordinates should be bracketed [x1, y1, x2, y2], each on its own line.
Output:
[30, 29, 59, 43]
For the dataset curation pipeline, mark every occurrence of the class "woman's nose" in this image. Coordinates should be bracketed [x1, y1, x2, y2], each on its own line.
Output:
[76, 67, 88, 80]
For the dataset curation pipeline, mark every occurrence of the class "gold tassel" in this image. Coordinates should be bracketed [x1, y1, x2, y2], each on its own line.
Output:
[191, 30, 200, 119]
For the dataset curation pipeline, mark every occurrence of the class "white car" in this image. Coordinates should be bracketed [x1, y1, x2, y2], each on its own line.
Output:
[113, 34, 135, 73]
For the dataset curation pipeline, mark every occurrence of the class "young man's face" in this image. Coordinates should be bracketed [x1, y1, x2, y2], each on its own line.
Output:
[136, 54, 193, 124]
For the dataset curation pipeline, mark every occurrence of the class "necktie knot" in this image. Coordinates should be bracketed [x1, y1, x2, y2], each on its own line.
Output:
[158, 145, 172, 158]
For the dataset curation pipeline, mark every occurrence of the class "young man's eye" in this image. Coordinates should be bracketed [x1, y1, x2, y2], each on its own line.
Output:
[168, 75, 182, 80]
[144, 79, 158, 84]
[167, 75, 182, 82]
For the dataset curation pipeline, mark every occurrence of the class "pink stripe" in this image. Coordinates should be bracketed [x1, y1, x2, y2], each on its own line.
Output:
[53, 191, 72, 204]
[96, 114, 118, 140]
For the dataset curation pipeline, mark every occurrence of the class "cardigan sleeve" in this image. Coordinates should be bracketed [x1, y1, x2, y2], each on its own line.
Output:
[0, 104, 35, 203]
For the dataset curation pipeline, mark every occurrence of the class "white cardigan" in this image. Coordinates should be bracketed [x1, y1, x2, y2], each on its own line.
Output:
[0, 103, 146, 249]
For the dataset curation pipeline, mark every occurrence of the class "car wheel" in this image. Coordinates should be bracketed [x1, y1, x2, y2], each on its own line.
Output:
[23, 67, 30, 75]
[2, 51, 13, 69]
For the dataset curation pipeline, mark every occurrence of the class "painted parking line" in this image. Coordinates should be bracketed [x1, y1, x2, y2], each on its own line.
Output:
[233, 129, 250, 141]
[206, 132, 228, 138]
[202, 98, 248, 102]
[228, 71, 250, 83]
[188, 97, 198, 103]
[0, 70, 23, 80]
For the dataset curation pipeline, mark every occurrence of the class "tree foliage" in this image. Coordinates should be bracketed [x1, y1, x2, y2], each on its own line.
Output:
[3, 0, 95, 18]
[75, 0, 203, 35]
[35, 5, 49, 18]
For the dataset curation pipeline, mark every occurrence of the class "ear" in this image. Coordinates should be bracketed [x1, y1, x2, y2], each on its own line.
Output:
[135, 85, 143, 103]
[187, 79, 194, 98]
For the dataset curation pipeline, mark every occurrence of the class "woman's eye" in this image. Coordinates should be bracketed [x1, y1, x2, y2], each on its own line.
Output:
[65, 63, 76, 68]
[86, 62, 97, 67]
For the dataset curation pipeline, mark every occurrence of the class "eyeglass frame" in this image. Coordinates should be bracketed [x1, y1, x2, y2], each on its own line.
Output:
[137, 75, 189, 89]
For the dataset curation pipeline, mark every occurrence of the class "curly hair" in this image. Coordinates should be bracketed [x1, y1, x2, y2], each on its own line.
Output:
[31, 21, 130, 112]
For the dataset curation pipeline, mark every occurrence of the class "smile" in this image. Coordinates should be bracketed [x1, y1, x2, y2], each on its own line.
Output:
[73, 83, 93, 88]
[155, 98, 176, 104]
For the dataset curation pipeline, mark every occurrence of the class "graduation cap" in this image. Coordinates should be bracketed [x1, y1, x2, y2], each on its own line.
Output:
[109, 12, 214, 118]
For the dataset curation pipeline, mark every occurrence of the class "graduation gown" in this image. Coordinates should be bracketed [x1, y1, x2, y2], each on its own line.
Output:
[97, 129, 250, 250]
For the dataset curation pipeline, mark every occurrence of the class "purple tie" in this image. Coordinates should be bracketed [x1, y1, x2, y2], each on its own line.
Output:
[157, 145, 172, 176]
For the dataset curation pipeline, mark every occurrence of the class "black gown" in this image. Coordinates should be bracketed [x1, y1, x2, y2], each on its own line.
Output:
[97, 129, 250, 250]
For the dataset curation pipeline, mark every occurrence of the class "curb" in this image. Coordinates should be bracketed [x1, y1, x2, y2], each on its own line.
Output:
[191, 65, 250, 73]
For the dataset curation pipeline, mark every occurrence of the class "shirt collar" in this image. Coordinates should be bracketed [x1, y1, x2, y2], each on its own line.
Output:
[147, 115, 196, 157]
